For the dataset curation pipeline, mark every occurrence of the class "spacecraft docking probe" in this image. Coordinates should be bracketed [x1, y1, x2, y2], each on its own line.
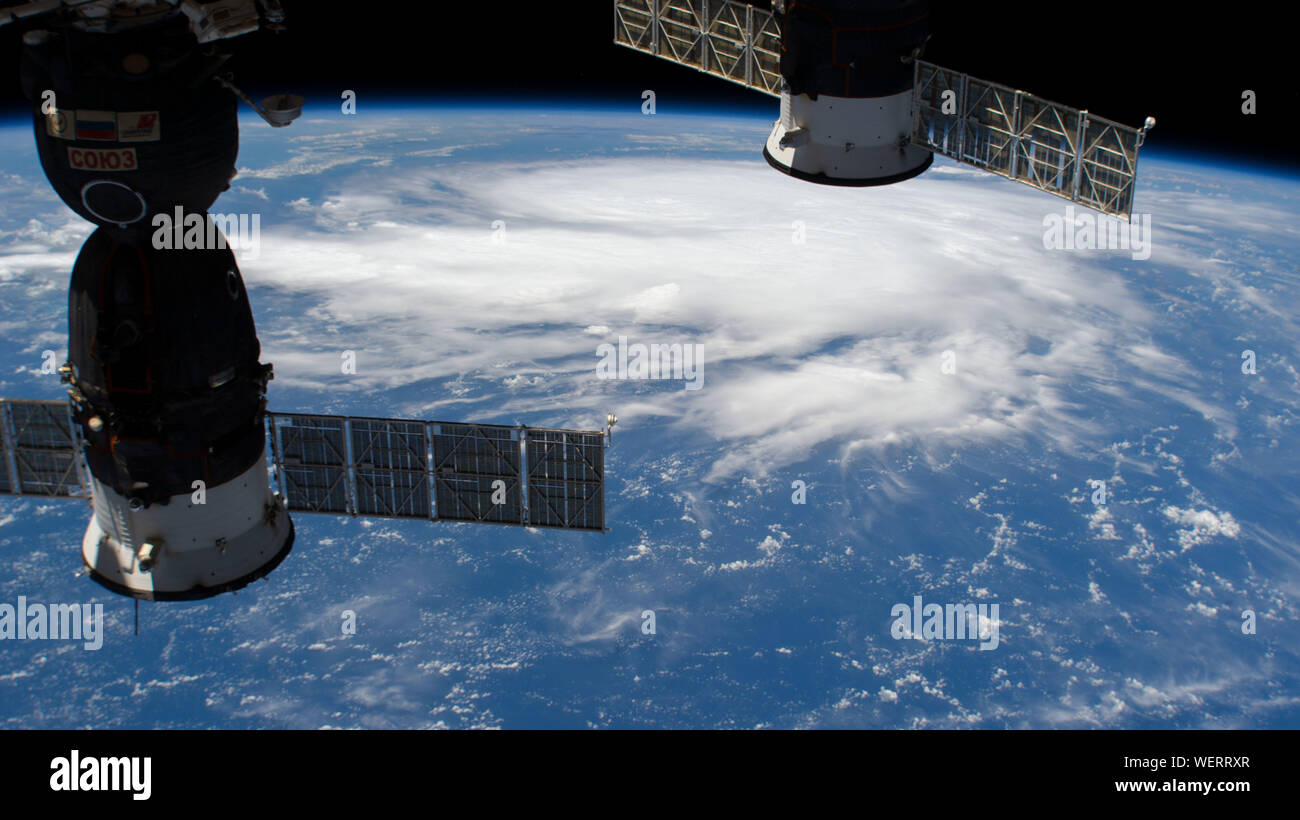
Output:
[763, 0, 934, 186]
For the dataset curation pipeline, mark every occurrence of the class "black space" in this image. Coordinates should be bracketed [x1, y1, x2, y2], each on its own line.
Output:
[0, 1, 1294, 170]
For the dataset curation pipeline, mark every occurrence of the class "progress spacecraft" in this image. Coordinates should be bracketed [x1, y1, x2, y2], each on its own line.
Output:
[0, 0, 611, 602]
[614, 0, 1156, 217]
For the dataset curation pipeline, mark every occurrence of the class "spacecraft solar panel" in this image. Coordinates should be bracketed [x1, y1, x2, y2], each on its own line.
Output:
[614, 0, 782, 97]
[350, 418, 432, 519]
[911, 60, 1146, 218]
[272, 414, 352, 515]
[432, 422, 524, 526]
[0, 399, 88, 499]
[0, 403, 608, 531]
[268, 412, 607, 531]
[526, 430, 605, 531]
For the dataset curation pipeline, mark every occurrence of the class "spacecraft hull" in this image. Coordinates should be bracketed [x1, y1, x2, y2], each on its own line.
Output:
[763, 90, 933, 186]
[66, 226, 287, 600]
[766, 0, 933, 185]
[21, 13, 240, 240]
[81, 460, 294, 601]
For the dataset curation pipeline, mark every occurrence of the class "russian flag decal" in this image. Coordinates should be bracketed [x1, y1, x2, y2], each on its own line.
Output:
[75, 110, 117, 141]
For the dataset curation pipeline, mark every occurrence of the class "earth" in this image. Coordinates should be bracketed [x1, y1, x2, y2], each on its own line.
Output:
[0, 102, 1297, 728]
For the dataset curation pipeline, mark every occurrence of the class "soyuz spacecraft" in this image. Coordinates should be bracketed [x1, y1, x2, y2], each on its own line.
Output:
[614, 0, 1155, 217]
[0, 0, 610, 602]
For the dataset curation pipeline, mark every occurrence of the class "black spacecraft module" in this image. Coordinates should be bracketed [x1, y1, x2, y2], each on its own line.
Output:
[21, 11, 240, 240]
[67, 226, 290, 600]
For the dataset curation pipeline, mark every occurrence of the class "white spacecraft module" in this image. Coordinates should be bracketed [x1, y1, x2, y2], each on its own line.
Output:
[613, 0, 1156, 217]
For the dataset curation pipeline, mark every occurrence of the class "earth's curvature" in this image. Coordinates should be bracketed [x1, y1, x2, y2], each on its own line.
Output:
[0, 103, 1296, 729]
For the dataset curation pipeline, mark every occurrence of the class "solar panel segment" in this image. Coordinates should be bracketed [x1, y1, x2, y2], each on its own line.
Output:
[0, 400, 609, 533]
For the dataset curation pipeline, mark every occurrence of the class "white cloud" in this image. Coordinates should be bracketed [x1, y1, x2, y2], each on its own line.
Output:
[1162, 506, 1242, 551]
[226, 153, 1232, 484]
